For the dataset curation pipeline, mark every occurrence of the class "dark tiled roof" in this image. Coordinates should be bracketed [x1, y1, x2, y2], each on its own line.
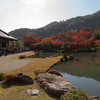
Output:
[0, 29, 18, 41]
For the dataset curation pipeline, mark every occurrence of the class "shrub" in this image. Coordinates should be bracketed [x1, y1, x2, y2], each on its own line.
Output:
[19, 55, 26, 59]
[0, 72, 5, 81]
[48, 69, 63, 77]
[60, 89, 90, 100]
[33, 70, 46, 76]
[2, 73, 17, 83]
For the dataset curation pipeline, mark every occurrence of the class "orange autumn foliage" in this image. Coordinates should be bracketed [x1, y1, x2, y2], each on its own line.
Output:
[95, 40, 100, 47]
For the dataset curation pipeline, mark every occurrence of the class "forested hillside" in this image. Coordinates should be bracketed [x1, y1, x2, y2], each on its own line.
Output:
[9, 10, 100, 39]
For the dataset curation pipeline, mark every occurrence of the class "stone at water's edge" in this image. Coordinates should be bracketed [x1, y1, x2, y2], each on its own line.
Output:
[69, 55, 74, 60]
[36, 73, 75, 96]
[89, 96, 100, 100]
[74, 58, 79, 61]
[60, 58, 63, 62]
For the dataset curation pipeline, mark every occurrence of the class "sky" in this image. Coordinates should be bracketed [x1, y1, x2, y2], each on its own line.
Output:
[0, 0, 100, 33]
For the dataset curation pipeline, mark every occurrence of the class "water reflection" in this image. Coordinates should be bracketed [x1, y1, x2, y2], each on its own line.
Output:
[52, 53, 100, 96]
[53, 53, 100, 82]
[29, 52, 59, 58]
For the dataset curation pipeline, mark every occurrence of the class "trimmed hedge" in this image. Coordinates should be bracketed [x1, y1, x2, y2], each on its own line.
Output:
[2, 73, 17, 83]
[48, 69, 63, 77]
[0, 72, 5, 81]
[19, 55, 26, 59]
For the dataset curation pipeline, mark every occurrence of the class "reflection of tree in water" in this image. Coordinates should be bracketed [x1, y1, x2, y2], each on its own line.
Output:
[52, 53, 100, 82]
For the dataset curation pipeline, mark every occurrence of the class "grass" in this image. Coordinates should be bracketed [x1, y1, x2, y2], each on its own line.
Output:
[12, 51, 35, 59]
[0, 51, 62, 100]
[60, 89, 90, 100]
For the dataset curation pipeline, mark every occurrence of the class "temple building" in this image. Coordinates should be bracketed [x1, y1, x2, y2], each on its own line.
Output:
[0, 29, 18, 47]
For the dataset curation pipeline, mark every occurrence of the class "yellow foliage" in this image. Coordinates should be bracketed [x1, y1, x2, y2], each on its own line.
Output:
[41, 38, 52, 45]
[96, 30, 100, 33]
[95, 40, 100, 47]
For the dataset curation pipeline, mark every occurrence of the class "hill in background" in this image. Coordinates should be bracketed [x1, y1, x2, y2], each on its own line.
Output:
[9, 10, 100, 39]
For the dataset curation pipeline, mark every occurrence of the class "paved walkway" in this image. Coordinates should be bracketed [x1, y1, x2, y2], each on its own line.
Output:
[0, 52, 34, 72]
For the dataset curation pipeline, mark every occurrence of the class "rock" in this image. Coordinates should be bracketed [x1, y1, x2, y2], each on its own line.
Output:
[50, 56, 53, 58]
[74, 58, 79, 61]
[57, 53, 60, 56]
[39, 52, 43, 55]
[42, 56, 45, 58]
[26, 89, 40, 96]
[69, 55, 74, 60]
[63, 54, 68, 61]
[15, 75, 33, 84]
[60, 58, 63, 62]
[97, 50, 100, 53]
[48, 69, 63, 77]
[89, 96, 100, 100]
[53, 54, 58, 57]
[36, 73, 75, 96]
[17, 73, 23, 76]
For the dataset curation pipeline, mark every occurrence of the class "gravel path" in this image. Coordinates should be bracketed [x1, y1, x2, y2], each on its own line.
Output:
[0, 52, 34, 72]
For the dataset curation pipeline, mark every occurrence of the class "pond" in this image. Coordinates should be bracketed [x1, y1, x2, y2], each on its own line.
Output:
[28, 52, 60, 58]
[51, 53, 100, 96]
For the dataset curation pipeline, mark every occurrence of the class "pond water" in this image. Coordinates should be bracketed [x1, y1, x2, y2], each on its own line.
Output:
[51, 53, 100, 96]
[28, 52, 60, 58]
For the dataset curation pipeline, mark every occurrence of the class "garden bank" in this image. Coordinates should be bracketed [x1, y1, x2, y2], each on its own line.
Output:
[0, 51, 62, 100]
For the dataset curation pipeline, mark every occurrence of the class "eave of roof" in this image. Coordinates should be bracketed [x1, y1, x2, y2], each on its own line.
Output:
[0, 29, 18, 41]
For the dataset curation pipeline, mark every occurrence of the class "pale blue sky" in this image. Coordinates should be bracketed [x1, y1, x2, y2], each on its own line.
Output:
[0, 0, 100, 32]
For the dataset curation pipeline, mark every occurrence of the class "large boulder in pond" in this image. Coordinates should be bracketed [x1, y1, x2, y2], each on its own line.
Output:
[74, 58, 79, 61]
[63, 54, 68, 61]
[15, 75, 33, 84]
[36, 73, 75, 96]
[48, 69, 63, 77]
[97, 50, 100, 53]
[69, 55, 74, 60]
[60, 58, 63, 62]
